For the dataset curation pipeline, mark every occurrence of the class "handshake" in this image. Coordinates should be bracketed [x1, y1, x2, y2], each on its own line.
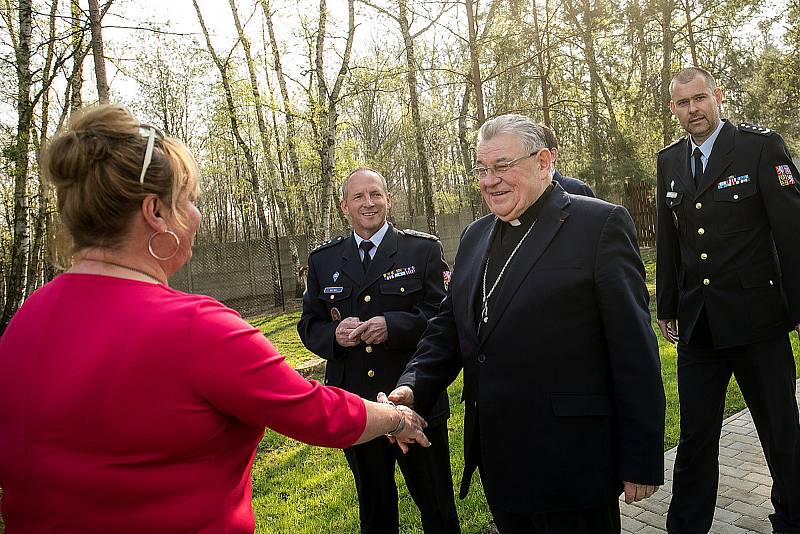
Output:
[376, 386, 428, 454]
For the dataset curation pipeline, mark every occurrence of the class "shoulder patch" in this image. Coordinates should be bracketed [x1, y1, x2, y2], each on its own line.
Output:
[399, 228, 438, 240]
[309, 235, 345, 254]
[738, 123, 774, 136]
[658, 136, 686, 154]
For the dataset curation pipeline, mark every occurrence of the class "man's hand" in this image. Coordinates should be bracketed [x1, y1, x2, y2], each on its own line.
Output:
[622, 481, 659, 504]
[335, 317, 363, 347]
[377, 391, 428, 454]
[387, 386, 415, 407]
[350, 316, 388, 345]
[657, 319, 678, 344]
[795, 323, 800, 338]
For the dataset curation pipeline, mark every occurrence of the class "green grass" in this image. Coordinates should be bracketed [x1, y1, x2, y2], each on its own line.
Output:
[242, 248, 799, 533]
[1, 251, 798, 534]
[249, 311, 319, 369]
[251, 373, 492, 534]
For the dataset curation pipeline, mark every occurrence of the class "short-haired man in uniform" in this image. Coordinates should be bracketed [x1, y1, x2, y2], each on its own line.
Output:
[539, 123, 595, 197]
[656, 66, 800, 534]
[298, 167, 460, 534]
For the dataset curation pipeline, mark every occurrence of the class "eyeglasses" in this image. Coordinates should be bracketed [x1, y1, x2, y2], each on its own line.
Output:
[139, 124, 163, 185]
[471, 150, 543, 179]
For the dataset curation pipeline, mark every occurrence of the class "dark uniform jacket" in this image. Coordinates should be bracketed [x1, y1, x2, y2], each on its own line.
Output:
[553, 170, 595, 197]
[298, 224, 450, 427]
[397, 184, 665, 513]
[656, 120, 800, 348]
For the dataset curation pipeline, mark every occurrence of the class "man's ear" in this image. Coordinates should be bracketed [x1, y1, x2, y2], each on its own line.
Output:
[339, 198, 349, 218]
[669, 100, 677, 117]
[141, 195, 167, 233]
[537, 148, 554, 173]
[386, 192, 392, 210]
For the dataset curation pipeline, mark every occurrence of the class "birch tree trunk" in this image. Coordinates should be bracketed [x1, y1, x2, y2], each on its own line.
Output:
[194, 0, 284, 307]
[87, 0, 109, 103]
[1, 0, 34, 332]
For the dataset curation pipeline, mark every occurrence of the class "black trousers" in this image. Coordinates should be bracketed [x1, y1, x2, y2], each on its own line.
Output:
[486, 494, 621, 534]
[343, 422, 460, 534]
[666, 318, 800, 533]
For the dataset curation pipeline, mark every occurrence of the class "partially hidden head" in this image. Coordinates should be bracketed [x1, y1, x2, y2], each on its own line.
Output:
[44, 104, 201, 272]
[475, 114, 554, 222]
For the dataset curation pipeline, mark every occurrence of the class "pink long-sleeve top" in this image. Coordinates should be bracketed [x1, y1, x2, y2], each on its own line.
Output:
[0, 273, 366, 533]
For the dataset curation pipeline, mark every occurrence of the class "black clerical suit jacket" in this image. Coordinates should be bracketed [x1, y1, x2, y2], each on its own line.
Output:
[398, 184, 666, 514]
[553, 170, 595, 197]
[298, 224, 450, 426]
[656, 120, 800, 346]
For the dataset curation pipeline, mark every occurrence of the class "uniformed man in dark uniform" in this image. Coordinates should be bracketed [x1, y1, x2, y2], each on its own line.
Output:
[298, 167, 460, 534]
[656, 66, 800, 534]
[539, 123, 595, 197]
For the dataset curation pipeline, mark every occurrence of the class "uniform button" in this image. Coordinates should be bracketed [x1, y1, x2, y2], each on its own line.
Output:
[364, 295, 371, 303]
[769, 280, 774, 286]
[700, 253, 708, 260]
[698, 228, 705, 235]
[367, 370, 375, 378]
[703, 278, 710, 286]
[330, 295, 335, 300]
[733, 194, 739, 200]
[695, 202, 702, 209]
[477, 353, 486, 363]
[400, 287, 405, 293]
[365, 345, 373, 353]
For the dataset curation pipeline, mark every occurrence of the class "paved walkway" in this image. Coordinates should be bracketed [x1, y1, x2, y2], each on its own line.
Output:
[620, 379, 800, 533]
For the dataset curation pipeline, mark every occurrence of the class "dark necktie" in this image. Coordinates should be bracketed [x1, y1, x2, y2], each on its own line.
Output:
[693, 147, 704, 183]
[360, 240, 374, 272]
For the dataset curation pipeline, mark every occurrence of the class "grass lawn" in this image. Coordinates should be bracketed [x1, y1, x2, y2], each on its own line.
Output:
[1, 252, 797, 534]
[247, 248, 800, 533]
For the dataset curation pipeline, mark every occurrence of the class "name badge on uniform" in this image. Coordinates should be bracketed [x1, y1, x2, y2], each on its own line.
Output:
[666, 191, 678, 198]
[383, 266, 416, 281]
[323, 286, 344, 294]
[717, 175, 750, 189]
[776, 165, 796, 186]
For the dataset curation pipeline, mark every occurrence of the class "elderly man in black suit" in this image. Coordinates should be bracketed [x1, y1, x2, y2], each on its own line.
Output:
[657, 66, 800, 534]
[387, 114, 666, 533]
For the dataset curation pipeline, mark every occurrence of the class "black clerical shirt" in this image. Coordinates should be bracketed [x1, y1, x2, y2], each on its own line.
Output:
[475, 183, 554, 329]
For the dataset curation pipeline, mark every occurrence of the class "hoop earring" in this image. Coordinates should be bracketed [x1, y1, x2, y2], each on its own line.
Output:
[148, 229, 180, 261]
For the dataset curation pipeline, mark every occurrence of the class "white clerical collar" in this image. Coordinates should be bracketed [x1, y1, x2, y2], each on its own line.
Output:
[353, 221, 390, 251]
[509, 219, 521, 226]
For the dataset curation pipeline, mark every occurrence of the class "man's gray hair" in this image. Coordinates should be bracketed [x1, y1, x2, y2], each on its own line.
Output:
[477, 114, 547, 154]
[669, 67, 717, 98]
[341, 166, 389, 200]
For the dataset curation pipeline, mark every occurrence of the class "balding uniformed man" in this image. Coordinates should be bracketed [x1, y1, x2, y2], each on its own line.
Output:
[298, 167, 459, 534]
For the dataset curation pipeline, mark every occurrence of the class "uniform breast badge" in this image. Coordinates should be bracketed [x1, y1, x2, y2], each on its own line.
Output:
[717, 175, 750, 189]
[776, 165, 796, 186]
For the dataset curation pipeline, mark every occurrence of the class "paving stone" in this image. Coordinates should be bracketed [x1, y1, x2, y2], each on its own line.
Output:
[718, 474, 758, 492]
[725, 499, 771, 519]
[635, 498, 669, 516]
[721, 486, 771, 506]
[718, 454, 744, 467]
[621, 515, 646, 532]
[620, 379, 800, 532]
[733, 515, 772, 533]
[712, 506, 742, 523]
[709, 520, 750, 533]
[635, 510, 667, 529]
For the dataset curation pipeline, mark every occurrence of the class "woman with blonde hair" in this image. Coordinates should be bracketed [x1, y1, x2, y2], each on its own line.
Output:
[0, 104, 429, 533]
